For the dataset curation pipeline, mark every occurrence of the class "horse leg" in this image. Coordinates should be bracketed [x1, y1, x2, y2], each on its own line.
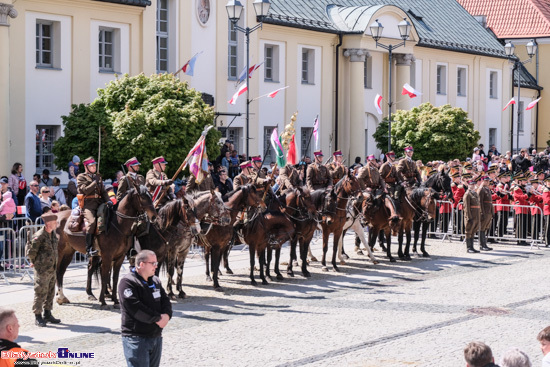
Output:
[56, 251, 74, 305]
[398, 228, 405, 259]
[321, 229, 330, 271]
[165, 253, 176, 300]
[176, 248, 190, 299]
[378, 231, 387, 252]
[332, 232, 342, 272]
[86, 256, 99, 301]
[249, 244, 257, 286]
[99, 257, 112, 309]
[368, 228, 378, 251]
[354, 222, 377, 264]
[421, 222, 430, 257]
[354, 233, 364, 255]
[210, 246, 223, 291]
[287, 237, 298, 277]
[223, 245, 233, 275]
[308, 244, 318, 262]
[204, 249, 212, 282]
[385, 228, 395, 262]
[259, 249, 268, 285]
[404, 226, 412, 260]
[265, 247, 273, 281]
[274, 247, 283, 280]
[110, 257, 125, 309]
[412, 221, 421, 253]
[340, 229, 349, 260]
[299, 237, 312, 277]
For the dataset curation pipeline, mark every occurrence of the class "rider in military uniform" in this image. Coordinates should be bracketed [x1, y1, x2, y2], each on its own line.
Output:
[477, 176, 494, 251]
[146, 156, 174, 208]
[463, 178, 481, 253]
[306, 150, 333, 191]
[77, 157, 111, 257]
[326, 150, 347, 185]
[249, 156, 270, 186]
[187, 161, 216, 194]
[278, 163, 303, 193]
[397, 146, 421, 186]
[379, 151, 404, 202]
[28, 213, 61, 327]
[233, 161, 252, 190]
[116, 157, 145, 203]
[357, 155, 386, 192]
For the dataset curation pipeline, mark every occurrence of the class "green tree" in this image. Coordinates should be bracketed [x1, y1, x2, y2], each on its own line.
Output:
[373, 103, 480, 162]
[53, 73, 220, 178]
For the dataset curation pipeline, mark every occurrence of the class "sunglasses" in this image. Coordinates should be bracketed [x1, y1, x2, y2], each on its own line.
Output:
[31, 184, 39, 187]
[42, 190, 50, 193]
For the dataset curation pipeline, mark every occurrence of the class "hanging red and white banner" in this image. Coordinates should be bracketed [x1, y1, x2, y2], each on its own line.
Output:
[402, 83, 422, 98]
[526, 98, 541, 110]
[267, 86, 289, 98]
[374, 94, 383, 115]
[228, 84, 248, 105]
[502, 98, 516, 111]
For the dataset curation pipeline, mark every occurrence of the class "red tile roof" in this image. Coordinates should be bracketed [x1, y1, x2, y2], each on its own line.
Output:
[457, 0, 550, 38]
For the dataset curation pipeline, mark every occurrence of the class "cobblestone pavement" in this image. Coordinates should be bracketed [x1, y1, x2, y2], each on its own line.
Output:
[2, 234, 550, 367]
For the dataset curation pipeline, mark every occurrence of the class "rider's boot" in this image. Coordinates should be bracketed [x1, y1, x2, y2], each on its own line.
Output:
[86, 234, 98, 257]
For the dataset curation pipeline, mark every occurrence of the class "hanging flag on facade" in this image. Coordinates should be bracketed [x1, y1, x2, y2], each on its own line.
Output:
[287, 134, 297, 165]
[526, 97, 542, 110]
[228, 84, 248, 105]
[313, 116, 319, 149]
[503, 98, 516, 111]
[270, 128, 286, 167]
[179, 51, 203, 76]
[267, 86, 289, 98]
[237, 62, 264, 84]
[402, 83, 422, 98]
[374, 94, 383, 115]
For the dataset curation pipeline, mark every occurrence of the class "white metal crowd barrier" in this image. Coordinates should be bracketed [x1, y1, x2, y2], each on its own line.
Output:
[0, 227, 17, 285]
[427, 200, 454, 242]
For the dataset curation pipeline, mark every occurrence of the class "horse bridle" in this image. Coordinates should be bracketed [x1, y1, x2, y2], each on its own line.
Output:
[116, 188, 153, 221]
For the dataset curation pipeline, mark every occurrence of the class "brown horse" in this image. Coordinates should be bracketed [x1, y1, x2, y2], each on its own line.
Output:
[412, 188, 439, 257]
[200, 185, 265, 290]
[56, 186, 157, 308]
[319, 171, 361, 272]
[361, 191, 399, 262]
[162, 191, 230, 299]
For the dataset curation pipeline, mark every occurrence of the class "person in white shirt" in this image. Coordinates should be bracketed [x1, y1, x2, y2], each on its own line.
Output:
[537, 326, 550, 366]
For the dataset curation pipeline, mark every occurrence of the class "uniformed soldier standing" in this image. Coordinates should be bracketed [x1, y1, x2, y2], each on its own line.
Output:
[463, 179, 481, 253]
[146, 156, 175, 208]
[327, 150, 347, 185]
[28, 213, 61, 327]
[186, 161, 216, 194]
[233, 161, 252, 190]
[357, 155, 386, 192]
[306, 151, 333, 191]
[116, 157, 145, 203]
[77, 157, 112, 257]
[477, 176, 494, 251]
[379, 151, 404, 202]
[397, 146, 421, 186]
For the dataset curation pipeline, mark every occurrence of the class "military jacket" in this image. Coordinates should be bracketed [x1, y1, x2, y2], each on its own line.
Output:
[146, 169, 174, 204]
[477, 186, 494, 217]
[116, 172, 145, 202]
[397, 158, 421, 184]
[233, 173, 250, 190]
[28, 228, 58, 271]
[379, 161, 404, 185]
[278, 165, 302, 192]
[77, 172, 110, 210]
[249, 169, 269, 186]
[186, 174, 216, 193]
[463, 190, 481, 222]
[306, 162, 333, 191]
[326, 162, 347, 184]
[357, 163, 385, 190]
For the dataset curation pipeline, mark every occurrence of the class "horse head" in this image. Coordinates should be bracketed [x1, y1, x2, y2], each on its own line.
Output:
[124, 185, 157, 221]
[323, 187, 338, 225]
[339, 170, 361, 197]
[422, 188, 438, 221]
[208, 189, 231, 226]
[242, 185, 266, 210]
[182, 195, 201, 235]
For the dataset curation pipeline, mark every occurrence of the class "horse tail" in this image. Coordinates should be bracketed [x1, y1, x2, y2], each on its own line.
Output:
[90, 257, 102, 284]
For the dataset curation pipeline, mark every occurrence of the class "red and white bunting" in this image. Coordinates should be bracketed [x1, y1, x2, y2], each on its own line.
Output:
[228, 84, 248, 105]
[526, 98, 541, 110]
[402, 83, 422, 98]
[374, 94, 383, 115]
[267, 86, 289, 98]
[502, 98, 516, 111]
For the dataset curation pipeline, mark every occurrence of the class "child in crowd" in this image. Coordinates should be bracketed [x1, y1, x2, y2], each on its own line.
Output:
[0, 191, 16, 219]
[51, 200, 60, 213]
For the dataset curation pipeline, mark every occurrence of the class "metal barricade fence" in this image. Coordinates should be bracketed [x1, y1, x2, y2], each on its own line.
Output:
[427, 201, 454, 242]
[0, 227, 17, 285]
[14, 225, 43, 281]
[9, 217, 33, 232]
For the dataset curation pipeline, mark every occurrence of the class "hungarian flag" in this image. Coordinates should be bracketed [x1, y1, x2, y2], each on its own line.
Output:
[503, 98, 516, 111]
[313, 116, 319, 149]
[287, 134, 297, 165]
[181, 51, 203, 76]
[270, 128, 286, 168]
[402, 83, 422, 98]
[374, 94, 383, 115]
[228, 84, 248, 105]
[267, 86, 289, 98]
[237, 62, 264, 84]
[526, 98, 541, 110]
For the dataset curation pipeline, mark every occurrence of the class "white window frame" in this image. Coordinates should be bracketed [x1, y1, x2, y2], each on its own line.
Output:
[228, 20, 243, 80]
[364, 56, 372, 89]
[36, 125, 58, 172]
[99, 28, 115, 72]
[457, 67, 467, 96]
[301, 48, 315, 84]
[490, 71, 498, 99]
[227, 127, 241, 154]
[489, 128, 497, 147]
[264, 44, 280, 82]
[156, 0, 169, 73]
[36, 20, 53, 67]
[437, 64, 447, 95]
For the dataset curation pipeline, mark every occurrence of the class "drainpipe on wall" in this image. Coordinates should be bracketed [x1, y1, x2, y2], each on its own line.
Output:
[510, 63, 516, 153]
[334, 33, 343, 151]
[536, 89, 541, 149]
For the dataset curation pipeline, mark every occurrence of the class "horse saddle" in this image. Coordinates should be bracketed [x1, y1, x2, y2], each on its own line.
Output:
[64, 213, 86, 237]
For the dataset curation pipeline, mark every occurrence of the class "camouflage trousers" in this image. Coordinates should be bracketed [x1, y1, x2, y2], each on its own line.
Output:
[33, 268, 56, 314]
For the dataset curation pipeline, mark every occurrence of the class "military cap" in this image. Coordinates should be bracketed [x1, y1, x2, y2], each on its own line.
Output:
[450, 172, 460, 178]
[462, 173, 472, 179]
[463, 163, 473, 170]
[467, 179, 477, 185]
[333, 150, 342, 156]
[251, 156, 262, 162]
[404, 146, 413, 152]
[41, 213, 57, 224]
[536, 170, 544, 176]
[544, 175, 550, 182]
[152, 156, 167, 165]
[83, 157, 97, 166]
[313, 150, 324, 157]
[530, 178, 540, 184]
[104, 184, 114, 191]
[497, 171, 509, 178]
[481, 176, 491, 181]
[239, 161, 252, 168]
[124, 157, 140, 167]
[386, 151, 395, 157]
[367, 154, 376, 161]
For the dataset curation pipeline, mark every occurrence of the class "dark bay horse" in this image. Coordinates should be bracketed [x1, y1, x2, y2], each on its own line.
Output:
[200, 185, 265, 290]
[360, 191, 399, 262]
[319, 171, 361, 271]
[56, 186, 157, 308]
[412, 188, 439, 257]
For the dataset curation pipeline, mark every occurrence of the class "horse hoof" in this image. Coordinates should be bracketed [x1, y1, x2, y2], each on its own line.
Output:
[205, 276, 212, 282]
[342, 254, 349, 260]
[422, 252, 430, 258]
[303, 271, 312, 278]
[178, 292, 187, 299]
[372, 260, 380, 265]
[292, 261, 299, 267]
[340, 260, 346, 265]
[310, 257, 318, 262]
[267, 276, 273, 282]
[88, 295, 97, 301]
[214, 287, 224, 292]
[389, 257, 397, 263]
[404, 255, 412, 261]
[356, 250, 364, 255]
[287, 270, 295, 277]
[56, 297, 70, 305]
[100, 304, 111, 310]
[225, 268, 234, 275]
[262, 280, 269, 285]
[113, 303, 120, 310]
[276, 274, 284, 281]
[169, 294, 177, 301]
[321, 266, 328, 272]
[398, 254, 405, 260]
[251, 280, 258, 286]
[333, 266, 340, 272]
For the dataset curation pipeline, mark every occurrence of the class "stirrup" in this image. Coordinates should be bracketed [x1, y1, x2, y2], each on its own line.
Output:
[87, 249, 99, 257]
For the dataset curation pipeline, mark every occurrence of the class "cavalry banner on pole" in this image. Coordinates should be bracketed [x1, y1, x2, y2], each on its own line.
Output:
[270, 128, 286, 168]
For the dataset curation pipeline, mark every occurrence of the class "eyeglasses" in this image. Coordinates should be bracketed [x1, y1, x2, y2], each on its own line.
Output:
[144, 261, 158, 266]
[30, 184, 39, 187]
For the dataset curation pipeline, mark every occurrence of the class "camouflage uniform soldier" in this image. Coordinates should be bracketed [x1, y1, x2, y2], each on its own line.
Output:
[379, 151, 404, 201]
[463, 179, 481, 253]
[477, 176, 494, 251]
[233, 161, 252, 190]
[116, 157, 145, 202]
[326, 150, 347, 185]
[77, 157, 111, 257]
[357, 155, 386, 192]
[306, 150, 333, 191]
[278, 164, 303, 193]
[146, 156, 175, 208]
[28, 213, 61, 327]
[397, 146, 421, 186]
[187, 161, 216, 193]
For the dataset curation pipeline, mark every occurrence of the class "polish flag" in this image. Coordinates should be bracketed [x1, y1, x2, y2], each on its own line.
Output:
[267, 86, 289, 98]
[374, 94, 383, 115]
[402, 83, 422, 98]
[502, 98, 516, 111]
[228, 84, 248, 105]
[237, 62, 264, 84]
[526, 98, 541, 110]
